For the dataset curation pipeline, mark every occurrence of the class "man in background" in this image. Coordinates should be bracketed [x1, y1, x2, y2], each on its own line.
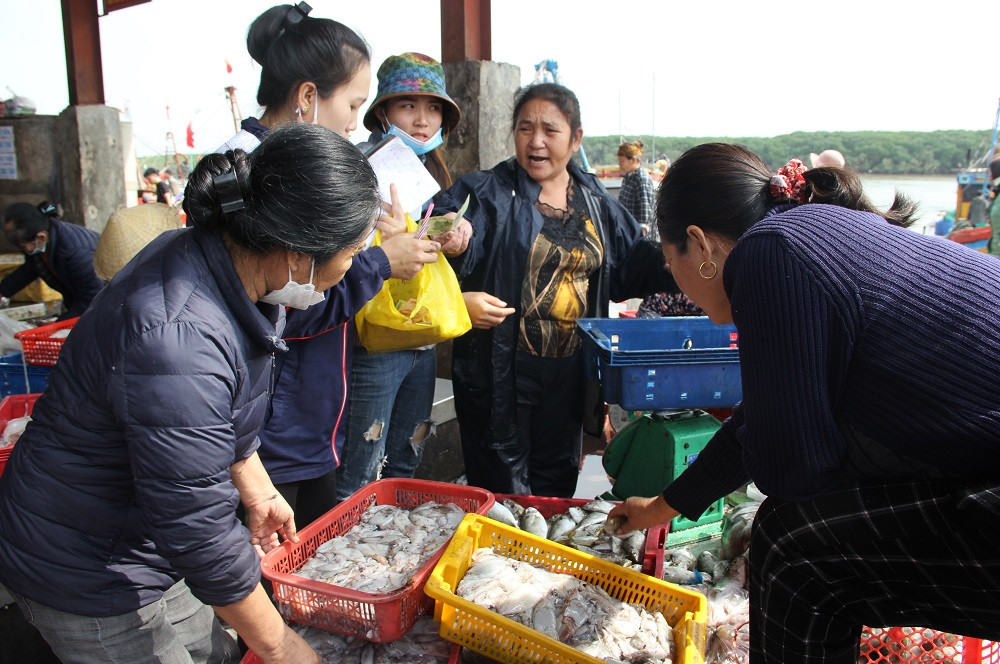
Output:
[143, 168, 174, 206]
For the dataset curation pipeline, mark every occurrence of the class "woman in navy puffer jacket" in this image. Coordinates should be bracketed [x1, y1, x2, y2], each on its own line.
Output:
[0, 123, 379, 664]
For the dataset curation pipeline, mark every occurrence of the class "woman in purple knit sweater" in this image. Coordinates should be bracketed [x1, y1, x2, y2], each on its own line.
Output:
[610, 144, 1000, 663]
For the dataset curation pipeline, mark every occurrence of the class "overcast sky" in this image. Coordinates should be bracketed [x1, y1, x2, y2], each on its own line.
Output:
[2, 0, 997, 157]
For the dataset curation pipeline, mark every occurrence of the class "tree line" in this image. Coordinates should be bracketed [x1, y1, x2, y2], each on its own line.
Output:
[582, 130, 995, 175]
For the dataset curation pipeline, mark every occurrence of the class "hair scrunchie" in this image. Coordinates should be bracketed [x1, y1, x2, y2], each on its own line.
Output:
[769, 158, 809, 203]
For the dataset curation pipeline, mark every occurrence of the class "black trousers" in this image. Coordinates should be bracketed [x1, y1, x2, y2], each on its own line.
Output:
[273, 468, 339, 530]
[457, 351, 583, 497]
[749, 478, 1000, 663]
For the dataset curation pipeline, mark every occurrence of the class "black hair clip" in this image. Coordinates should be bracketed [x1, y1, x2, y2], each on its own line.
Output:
[36, 201, 58, 218]
[285, 2, 312, 27]
[213, 171, 245, 215]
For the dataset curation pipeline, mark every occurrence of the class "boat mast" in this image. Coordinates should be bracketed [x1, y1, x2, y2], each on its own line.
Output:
[651, 73, 655, 169]
[225, 86, 243, 134]
[981, 97, 1000, 197]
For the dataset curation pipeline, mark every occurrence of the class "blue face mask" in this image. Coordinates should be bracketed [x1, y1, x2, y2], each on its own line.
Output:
[28, 240, 46, 256]
[385, 125, 443, 156]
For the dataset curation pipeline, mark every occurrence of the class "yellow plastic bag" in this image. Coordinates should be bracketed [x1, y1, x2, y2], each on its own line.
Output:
[355, 216, 472, 353]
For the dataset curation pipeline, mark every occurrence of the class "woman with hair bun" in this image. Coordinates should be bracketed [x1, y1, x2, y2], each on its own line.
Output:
[616, 140, 657, 240]
[218, 5, 441, 523]
[0, 123, 379, 663]
[609, 143, 1000, 661]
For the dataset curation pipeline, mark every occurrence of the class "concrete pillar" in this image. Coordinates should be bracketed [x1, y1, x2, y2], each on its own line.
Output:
[0, 116, 60, 252]
[442, 60, 520, 179]
[119, 122, 141, 208]
[56, 105, 125, 233]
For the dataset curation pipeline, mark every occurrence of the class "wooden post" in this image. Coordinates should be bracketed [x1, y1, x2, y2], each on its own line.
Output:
[61, 0, 105, 105]
[440, 0, 491, 63]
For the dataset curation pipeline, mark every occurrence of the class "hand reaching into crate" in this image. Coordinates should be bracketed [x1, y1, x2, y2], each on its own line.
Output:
[607, 495, 679, 536]
[231, 451, 300, 556]
[246, 491, 299, 557]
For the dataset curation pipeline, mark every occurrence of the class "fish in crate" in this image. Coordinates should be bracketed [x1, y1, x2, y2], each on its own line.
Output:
[457, 547, 677, 663]
[489, 497, 648, 572]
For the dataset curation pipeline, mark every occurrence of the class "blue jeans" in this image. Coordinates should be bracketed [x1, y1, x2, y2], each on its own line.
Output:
[336, 346, 437, 500]
[13, 580, 239, 664]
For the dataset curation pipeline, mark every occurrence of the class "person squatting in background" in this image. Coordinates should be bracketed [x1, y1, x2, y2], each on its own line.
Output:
[0, 200, 103, 319]
[337, 52, 471, 501]
[217, 4, 441, 526]
[609, 143, 1000, 663]
[437, 83, 680, 497]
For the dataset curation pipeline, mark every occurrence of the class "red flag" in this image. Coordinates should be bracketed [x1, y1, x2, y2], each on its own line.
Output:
[225, 59, 233, 74]
[165, 105, 171, 120]
[186, 122, 195, 149]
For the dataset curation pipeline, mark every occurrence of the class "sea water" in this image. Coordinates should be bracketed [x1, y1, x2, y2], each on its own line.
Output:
[859, 173, 957, 234]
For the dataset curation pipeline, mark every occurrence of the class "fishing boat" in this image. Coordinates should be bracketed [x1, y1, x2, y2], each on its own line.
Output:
[936, 98, 1000, 252]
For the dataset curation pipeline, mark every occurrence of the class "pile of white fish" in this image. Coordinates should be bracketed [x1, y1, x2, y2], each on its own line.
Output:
[486, 498, 647, 571]
[293, 616, 452, 663]
[456, 547, 675, 664]
[296, 501, 467, 594]
[660, 501, 759, 664]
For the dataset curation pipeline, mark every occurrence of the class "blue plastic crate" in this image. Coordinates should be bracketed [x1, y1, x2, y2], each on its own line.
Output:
[577, 316, 741, 410]
[0, 352, 52, 398]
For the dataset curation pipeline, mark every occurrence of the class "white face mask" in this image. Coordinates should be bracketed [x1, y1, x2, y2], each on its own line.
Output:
[259, 260, 325, 310]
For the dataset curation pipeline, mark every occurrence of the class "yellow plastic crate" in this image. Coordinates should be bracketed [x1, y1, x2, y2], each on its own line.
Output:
[0, 260, 61, 303]
[425, 513, 707, 664]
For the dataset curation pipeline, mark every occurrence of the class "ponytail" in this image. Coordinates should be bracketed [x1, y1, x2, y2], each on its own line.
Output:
[804, 167, 916, 228]
[657, 143, 918, 248]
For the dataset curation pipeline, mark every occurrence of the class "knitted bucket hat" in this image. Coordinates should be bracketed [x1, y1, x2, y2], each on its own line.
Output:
[362, 52, 461, 134]
[94, 203, 182, 281]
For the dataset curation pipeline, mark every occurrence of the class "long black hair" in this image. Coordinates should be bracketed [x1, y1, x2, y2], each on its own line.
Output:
[656, 143, 916, 250]
[248, 4, 370, 110]
[183, 123, 379, 265]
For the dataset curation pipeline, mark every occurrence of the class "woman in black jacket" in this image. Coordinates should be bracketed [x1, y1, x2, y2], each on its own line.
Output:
[438, 83, 678, 497]
[0, 201, 103, 319]
[0, 123, 379, 664]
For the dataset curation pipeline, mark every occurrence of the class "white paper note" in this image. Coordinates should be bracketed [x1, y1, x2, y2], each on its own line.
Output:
[364, 136, 440, 215]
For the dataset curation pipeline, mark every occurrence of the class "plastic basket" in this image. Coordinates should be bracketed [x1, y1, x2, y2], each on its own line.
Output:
[0, 392, 41, 478]
[426, 513, 707, 664]
[493, 493, 666, 578]
[14, 317, 79, 366]
[0, 352, 52, 397]
[577, 316, 741, 410]
[260, 478, 495, 642]
[859, 626, 999, 664]
[240, 640, 461, 663]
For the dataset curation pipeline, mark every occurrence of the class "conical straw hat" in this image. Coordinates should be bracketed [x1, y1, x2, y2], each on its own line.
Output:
[94, 203, 182, 281]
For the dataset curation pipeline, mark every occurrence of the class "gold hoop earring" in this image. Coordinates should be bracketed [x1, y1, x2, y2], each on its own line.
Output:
[699, 261, 718, 279]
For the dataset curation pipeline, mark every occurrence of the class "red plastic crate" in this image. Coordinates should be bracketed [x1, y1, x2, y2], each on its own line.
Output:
[860, 627, 999, 664]
[240, 643, 461, 663]
[493, 493, 666, 578]
[0, 393, 41, 478]
[14, 317, 79, 366]
[260, 478, 494, 642]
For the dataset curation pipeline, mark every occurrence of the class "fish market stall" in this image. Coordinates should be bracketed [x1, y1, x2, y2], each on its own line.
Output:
[426, 513, 707, 664]
[259, 478, 493, 642]
[490, 494, 665, 577]
[577, 316, 741, 547]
